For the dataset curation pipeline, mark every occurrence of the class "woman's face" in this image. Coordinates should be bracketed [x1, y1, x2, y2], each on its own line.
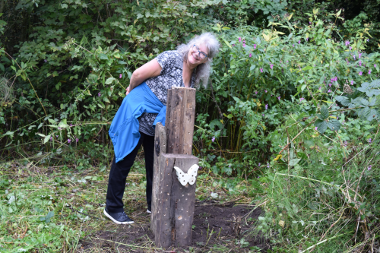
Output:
[187, 44, 209, 67]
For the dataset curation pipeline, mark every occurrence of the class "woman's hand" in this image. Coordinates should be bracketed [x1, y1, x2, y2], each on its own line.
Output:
[125, 86, 131, 96]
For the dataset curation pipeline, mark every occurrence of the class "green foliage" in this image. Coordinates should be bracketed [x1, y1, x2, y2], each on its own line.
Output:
[1, 1, 380, 251]
[254, 137, 380, 252]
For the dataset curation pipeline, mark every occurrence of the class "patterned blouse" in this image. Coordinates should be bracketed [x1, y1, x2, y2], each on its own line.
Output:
[138, 50, 196, 136]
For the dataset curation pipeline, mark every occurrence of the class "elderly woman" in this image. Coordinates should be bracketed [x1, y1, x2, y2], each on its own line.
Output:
[104, 32, 219, 224]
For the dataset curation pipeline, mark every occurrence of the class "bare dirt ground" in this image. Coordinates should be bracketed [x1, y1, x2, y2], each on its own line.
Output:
[78, 200, 269, 252]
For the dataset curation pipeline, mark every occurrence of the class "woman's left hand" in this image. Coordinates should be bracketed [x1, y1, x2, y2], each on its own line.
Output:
[125, 86, 131, 96]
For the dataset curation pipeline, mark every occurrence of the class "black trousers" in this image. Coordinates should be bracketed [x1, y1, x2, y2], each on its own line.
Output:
[106, 132, 154, 213]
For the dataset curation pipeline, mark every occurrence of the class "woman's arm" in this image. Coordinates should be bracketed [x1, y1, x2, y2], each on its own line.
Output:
[126, 59, 162, 95]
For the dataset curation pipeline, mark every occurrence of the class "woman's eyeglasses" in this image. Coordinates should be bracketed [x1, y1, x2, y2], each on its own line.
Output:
[192, 45, 208, 59]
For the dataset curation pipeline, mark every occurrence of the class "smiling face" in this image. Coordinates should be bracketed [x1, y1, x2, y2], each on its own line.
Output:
[187, 44, 209, 68]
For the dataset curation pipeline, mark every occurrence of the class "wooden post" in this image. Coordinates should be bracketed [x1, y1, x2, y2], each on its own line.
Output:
[151, 87, 198, 248]
[151, 122, 166, 233]
[152, 153, 199, 248]
[166, 87, 196, 155]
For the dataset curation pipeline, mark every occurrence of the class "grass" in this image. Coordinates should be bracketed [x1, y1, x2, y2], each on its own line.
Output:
[0, 154, 259, 252]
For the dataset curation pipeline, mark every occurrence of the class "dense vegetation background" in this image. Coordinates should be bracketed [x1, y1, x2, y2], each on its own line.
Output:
[1, 0, 379, 252]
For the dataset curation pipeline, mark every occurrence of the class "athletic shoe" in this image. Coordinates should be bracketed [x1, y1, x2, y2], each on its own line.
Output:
[147, 209, 151, 214]
[103, 208, 134, 224]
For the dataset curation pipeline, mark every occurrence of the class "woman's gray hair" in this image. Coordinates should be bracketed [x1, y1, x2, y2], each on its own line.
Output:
[177, 32, 220, 88]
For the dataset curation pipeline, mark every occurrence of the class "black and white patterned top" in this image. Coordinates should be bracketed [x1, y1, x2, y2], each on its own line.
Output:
[138, 50, 196, 136]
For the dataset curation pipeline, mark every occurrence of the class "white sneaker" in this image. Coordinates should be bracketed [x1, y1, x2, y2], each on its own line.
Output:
[147, 209, 151, 214]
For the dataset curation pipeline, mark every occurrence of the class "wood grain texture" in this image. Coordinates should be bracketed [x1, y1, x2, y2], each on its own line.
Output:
[151, 123, 167, 233]
[152, 87, 197, 248]
[152, 154, 198, 248]
[171, 155, 198, 247]
[154, 154, 175, 248]
[166, 87, 196, 155]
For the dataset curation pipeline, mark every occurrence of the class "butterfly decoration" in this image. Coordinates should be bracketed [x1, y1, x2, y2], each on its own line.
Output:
[173, 164, 199, 186]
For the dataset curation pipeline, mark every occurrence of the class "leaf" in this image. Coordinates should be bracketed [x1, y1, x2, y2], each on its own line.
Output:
[360, 98, 369, 106]
[327, 119, 341, 131]
[262, 33, 271, 42]
[58, 119, 69, 129]
[99, 54, 108, 60]
[289, 158, 301, 166]
[48, 118, 57, 125]
[358, 82, 370, 92]
[44, 135, 51, 144]
[105, 77, 116, 84]
[357, 81, 380, 97]
[319, 74, 325, 84]
[3, 131, 14, 138]
[45, 211, 54, 223]
[371, 79, 380, 88]
[209, 119, 223, 130]
[366, 109, 378, 121]
[335, 96, 350, 106]
[369, 97, 377, 106]
[315, 119, 327, 134]
[320, 105, 329, 120]
[358, 107, 370, 119]
[368, 89, 380, 97]
[222, 38, 232, 49]
[302, 66, 312, 71]
[103, 97, 110, 103]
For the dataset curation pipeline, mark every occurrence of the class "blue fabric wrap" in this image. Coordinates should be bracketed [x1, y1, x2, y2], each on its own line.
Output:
[109, 82, 166, 163]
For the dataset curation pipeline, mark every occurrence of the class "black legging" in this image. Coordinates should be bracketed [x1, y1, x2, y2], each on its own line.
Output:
[106, 132, 154, 213]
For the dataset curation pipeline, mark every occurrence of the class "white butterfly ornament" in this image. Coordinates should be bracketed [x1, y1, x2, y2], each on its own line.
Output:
[173, 164, 199, 186]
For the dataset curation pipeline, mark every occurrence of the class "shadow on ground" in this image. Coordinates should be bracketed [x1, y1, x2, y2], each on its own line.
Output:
[78, 200, 269, 252]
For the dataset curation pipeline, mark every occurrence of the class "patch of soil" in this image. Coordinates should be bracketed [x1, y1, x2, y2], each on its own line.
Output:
[78, 200, 270, 252]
